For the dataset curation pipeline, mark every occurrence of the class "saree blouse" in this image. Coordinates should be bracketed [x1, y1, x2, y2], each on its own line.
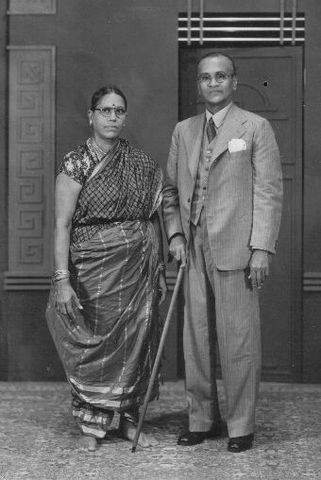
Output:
[59, 137, 163, 246]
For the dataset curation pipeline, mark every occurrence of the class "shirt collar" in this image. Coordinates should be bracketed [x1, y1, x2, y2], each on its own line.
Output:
[206, 102, 233, 128]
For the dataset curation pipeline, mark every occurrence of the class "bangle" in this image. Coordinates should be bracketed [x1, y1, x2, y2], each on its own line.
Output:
[53, 269, 70, 282]
[55, 275, 70, 283]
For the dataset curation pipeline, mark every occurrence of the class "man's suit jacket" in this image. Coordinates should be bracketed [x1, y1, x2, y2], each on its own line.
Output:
[162, 103, 283, 270]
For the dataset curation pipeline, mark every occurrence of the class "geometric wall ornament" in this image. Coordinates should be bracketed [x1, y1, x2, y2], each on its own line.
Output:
[5, 46, 55, 289]
[19, 61, 44, 84]
[8, 0, 56, 15]
[18, 90, 43, 113]
[17, 177, 43, 203]
[19, 118, 44, 143]
[19, 151, 44, 176]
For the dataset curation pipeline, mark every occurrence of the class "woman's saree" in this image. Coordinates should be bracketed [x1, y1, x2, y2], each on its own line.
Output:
[46, 138, 163, 438]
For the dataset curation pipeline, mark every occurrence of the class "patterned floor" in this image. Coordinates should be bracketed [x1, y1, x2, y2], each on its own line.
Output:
[0, 380, 321, 480]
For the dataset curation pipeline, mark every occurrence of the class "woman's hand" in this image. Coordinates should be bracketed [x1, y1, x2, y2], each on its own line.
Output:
[158, 272, 167, 304]
[54, 278, 83, 319]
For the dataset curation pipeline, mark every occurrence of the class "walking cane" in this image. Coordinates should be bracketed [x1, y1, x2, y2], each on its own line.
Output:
[131, 264, 185, 452]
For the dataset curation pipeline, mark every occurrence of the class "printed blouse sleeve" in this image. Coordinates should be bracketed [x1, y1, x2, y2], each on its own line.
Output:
[58, 150, 89, 185]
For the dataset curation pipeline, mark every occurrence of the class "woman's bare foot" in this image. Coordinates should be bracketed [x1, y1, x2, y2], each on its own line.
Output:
[119, 418, 158, 448]
[78, 434, 97, 451]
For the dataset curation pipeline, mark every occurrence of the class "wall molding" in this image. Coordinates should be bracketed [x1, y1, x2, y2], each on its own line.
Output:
[4, 272, 51, 291]
[4, 269, 181, 292]
[8, 0, 56, 15]
[5, 45, 55, 288]
[304, 272, 321, 292]
[168, 270, 321, 293]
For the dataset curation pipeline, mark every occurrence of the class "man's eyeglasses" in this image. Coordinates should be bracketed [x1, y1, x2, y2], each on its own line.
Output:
[94, 106, 127, 118]
[198, 72, 233, 85]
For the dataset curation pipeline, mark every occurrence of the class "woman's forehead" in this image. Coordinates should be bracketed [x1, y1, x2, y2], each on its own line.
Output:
[98, 92, 125, 106]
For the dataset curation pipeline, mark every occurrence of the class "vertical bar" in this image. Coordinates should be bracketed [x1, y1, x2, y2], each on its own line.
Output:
[280, 0, 285, 45]
[187, 0, 192, 45]
[131, 265, 185, 453]
[200, 0, 204, 45]
[292, 0, 297, 45]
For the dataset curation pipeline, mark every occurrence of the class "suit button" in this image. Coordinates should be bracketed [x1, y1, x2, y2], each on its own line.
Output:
[187, 198, 190, 203]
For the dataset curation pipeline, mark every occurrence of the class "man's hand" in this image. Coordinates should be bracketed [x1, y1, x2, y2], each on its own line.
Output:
[169, 234, 186, 266]
[248, 250, 271, 289]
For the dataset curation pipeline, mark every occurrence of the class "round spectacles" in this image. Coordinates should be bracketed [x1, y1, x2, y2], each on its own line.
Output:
[94, 106, 127, 118]
[198, 72, 233, 85]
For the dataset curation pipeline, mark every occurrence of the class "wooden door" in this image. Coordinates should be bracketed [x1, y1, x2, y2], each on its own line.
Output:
[179, 47, 303, 382]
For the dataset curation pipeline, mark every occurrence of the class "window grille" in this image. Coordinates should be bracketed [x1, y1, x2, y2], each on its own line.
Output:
[178, 12, 305, 46]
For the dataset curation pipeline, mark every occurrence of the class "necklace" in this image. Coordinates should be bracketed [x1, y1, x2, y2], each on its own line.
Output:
[91, 138, 111, 158]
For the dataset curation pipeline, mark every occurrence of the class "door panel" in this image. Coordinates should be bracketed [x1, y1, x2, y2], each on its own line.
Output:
[179, 47, 303, 381]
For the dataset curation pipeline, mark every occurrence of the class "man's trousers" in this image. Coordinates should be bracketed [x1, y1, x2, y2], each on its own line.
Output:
[184, 212, 261, 438]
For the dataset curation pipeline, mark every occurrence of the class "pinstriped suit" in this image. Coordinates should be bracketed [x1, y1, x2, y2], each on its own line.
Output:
[162, 103, 283, 437]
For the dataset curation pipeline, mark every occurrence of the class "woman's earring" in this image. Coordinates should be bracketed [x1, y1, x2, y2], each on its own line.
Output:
[89, 120, 93, 126]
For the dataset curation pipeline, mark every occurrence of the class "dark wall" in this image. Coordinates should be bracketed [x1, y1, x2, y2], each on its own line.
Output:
[0, 1, 8, 379]
[2, 0, 321, 381]
[8, 0, 179, 171]
[301, 2, 321, 382]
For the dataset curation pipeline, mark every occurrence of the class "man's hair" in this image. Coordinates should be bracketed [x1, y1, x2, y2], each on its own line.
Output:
[197, 52, 237, 76]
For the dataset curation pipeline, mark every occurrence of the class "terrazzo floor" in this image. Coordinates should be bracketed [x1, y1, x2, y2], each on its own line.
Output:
[0, 380, 321, 480]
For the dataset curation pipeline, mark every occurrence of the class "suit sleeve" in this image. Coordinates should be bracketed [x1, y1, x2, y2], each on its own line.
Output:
[162, 124, 184, 241]
[250, 118, 283, 254]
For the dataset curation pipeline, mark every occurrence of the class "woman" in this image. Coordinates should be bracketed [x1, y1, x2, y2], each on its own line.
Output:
[46, 86, 166, 451]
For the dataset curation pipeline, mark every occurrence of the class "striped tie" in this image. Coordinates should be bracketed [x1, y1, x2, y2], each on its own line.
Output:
[206, 117, 216, 143]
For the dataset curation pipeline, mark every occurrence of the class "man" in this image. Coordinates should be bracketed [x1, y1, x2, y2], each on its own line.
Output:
[162, 52, 283, 452]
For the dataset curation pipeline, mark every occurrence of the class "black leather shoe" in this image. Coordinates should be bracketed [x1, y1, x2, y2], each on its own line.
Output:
[177, 424, 223, 446]
[227, 433, 254, 453]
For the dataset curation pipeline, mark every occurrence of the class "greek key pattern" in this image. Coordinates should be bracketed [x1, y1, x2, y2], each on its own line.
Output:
[8, 0, 56, 14]
[6, 46, 55, 286]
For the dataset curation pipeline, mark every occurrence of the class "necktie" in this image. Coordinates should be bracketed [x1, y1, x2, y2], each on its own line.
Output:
[206, 117, 216, 143]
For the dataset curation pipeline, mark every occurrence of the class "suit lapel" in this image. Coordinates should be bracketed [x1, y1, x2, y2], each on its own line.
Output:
[183, 114, 205, 180]
[211, 104, 247, 161]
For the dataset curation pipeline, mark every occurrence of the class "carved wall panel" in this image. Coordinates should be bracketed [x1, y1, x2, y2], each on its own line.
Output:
[5, 46, 55, 289]
[8, 0, 56, 15]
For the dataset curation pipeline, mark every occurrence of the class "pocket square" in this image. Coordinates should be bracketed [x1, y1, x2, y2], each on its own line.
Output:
[228, 138, 247, 153]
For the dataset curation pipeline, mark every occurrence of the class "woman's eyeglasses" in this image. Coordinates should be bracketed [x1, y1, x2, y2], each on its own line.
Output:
[94, 107, 127, 118]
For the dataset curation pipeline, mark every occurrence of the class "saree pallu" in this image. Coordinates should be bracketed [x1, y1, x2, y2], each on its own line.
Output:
[46, 219, 160, 438]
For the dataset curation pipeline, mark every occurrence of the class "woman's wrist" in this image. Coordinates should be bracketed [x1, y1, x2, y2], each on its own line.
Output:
[53, 269, 70, 282]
